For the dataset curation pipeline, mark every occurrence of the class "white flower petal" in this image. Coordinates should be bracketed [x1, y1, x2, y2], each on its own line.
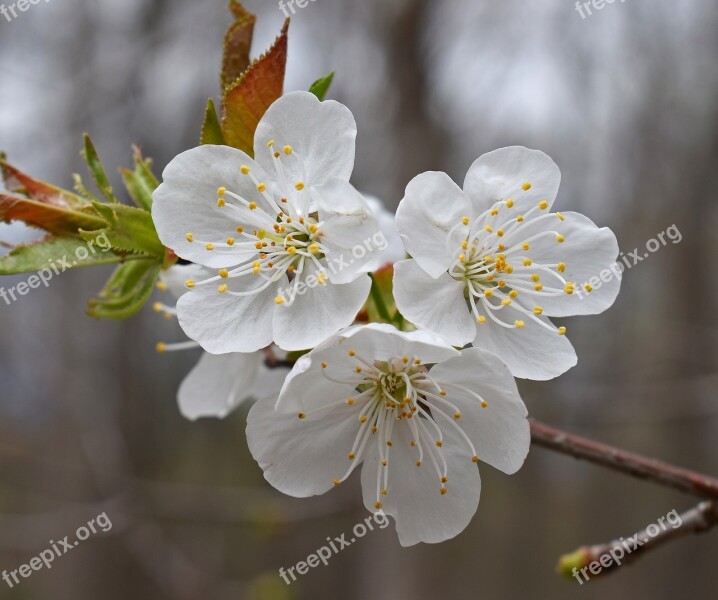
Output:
[516, 211, 620, 317]
[161, 264, 213, 299]
[272, 274, 371, 351]
[472, 311, 577, 380]
[360, 421, 481, 546]
[364, 194, 405, 265]
[246, 394, 363, 497]
[396, 172, 472, 278]
[428, 347, 530, 474]
[253, 91, 357, 190]
[178, 351, 262, 420]
[152, 145, 278, 268]
[463, 146, 561, 215]
[177, 276, 277, 354]
[393, 259, 476, 347]
[314, 179, 382, 284]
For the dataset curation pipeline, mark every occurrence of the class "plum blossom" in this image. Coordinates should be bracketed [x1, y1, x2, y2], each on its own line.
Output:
[246, 323, 529, 546]
[393, 146, 620, 380]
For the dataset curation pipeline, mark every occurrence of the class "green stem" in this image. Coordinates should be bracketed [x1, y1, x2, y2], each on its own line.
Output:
[369, 273, 392, 323]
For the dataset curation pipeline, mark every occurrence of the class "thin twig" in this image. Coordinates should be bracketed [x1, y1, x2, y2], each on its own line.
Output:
[530, 419, 718, 500]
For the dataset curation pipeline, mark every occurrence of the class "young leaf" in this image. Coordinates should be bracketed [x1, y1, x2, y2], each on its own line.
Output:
[81, 202, 165, 259]
[1, 191, 107, 236]
[87, 259, 162, 320]
[0, 235, 123, 276]
[1, 155, 90, 209]
[222, 0, 256, 89]
[309, 71, 335, 101]
[120, 147, 160, 211]
[200, 98, 226, 146]
[81, 134, 119, 203]
[221, 19, 289, 155]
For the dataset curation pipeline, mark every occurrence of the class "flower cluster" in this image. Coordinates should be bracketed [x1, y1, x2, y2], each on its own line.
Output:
[151, 91, 620, 545]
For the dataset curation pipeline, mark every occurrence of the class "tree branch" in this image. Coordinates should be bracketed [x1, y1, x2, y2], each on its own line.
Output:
[530, 419, 718, 500]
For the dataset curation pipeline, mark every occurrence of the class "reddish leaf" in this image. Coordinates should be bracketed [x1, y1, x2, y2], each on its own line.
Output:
[1, 158, 89, 210]
[221, 19, 289, 155]
[0, 192, 105, 236]
[222, 0, 257, 89]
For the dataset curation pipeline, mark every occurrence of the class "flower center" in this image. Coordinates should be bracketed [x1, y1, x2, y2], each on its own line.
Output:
[308, 350, 486, 510]
[443, 193, 579, 335]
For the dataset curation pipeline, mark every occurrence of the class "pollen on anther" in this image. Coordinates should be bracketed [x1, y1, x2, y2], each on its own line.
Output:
[186, 233, 194, 243]
[534, 306, 543, 315]
[557, 212, 566, 221]
[557, 262, 567, 273]
[440, 487, 448, 495]
[257, 183, 267, 193]
[515, 320, 525, 328]
[416, 460, 422, 467]
[454, 412, 461, 420]
[441, 476, 448, 484]
[152, 302, 162, 313]
[556, 234, 565, 243]
[295, 181, 305, 191]
[298, 413, 306, 420]
[509, 290, 518, 299]
[522, 182, 532, 191]
[240, 165, 250, 175]
[472, 455, 479, 462]
[558, 326, 567, 336]
[346, 398, 355, 405]
[484, 289, 494, 298]
[435, 440, 443, 448]
[186, 279, 195, 289]
[283, 145, 293, 155]
[477, 315, 486, 324]
[219, 269, 229, 279]
[374, 501, 383, 509]
[274, 296, 285, 304]
[236, 226, 244, 233]
[584, 283, 593, 293]
[267, 139, 275, 148]
[248, 202, 257, 210]
[354, 366, 362, 373]
[308, 243, 320, 254]
[523, 258, 532, 267]
[217, 198, 226, 207]
[156, 342, 166, 354]
[381, 489, 388, 496]
[333, 479, 341, 486]
[218, 284, 228, 294]
[484, 225, 493, 233]
[506, 198, 515, 208]
[226, 237, 235, 246]
[348, 452, 356, 460]
[381, 459, 388, 466]
[481, 401, 488, 408]
[538, 200, 549, 210]
[522, 242, 530, 251]
[534, 283, 544, 291]
[386, 441, 393, 447]
[462, 216, 470, 225]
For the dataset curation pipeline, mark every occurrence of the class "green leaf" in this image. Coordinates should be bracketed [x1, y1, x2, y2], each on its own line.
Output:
[0, 235, 124, 275]
[200, 98, 226, 146]
[87, 259, 162, 320]
[222, 0, 256, 89]
[81, 202, 165, 259]
[81, 134, 119, 203]
[221, 19, 289, 155]
[309, 71, 334, 101]
[1, 191, 107, 236]
[120, 147, 160, 211]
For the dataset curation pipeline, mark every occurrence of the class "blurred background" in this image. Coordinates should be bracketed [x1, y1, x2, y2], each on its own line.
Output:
[1, 0, 717, 598]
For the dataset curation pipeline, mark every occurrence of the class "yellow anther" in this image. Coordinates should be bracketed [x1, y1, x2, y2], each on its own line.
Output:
[509, 290, 518, 299]
[381, 459, 388, 466]
[402, 356, 409, 364]
[248, 201, 257, 210]
[498, 280, 507, 288]
[155, 281, 168, 291]
[257, 183, 267, 192]
[459, 254, 466, 263]
[218, 284, 228, 294]
[462, 216, 470, 225]
[522, 242, 530, 251]
[416, 460, 422, 467]
[321, 362, 328, 368]
[441, 476, 448, 484]
[156, 342, 166, 353]
[346, 397, 355, 405]
[410, 441, 416, 447]
[557, 212, 566, 221]
[490, 209, 498, 216]
[274, 296, 285, 304]
[348, 350, 356, 357]
[219, 269, 229, 279]
[472, 455, 479, 463]
[163, 312, 172, 320]
[283, 145, 293, 155]
[461, 240, 469, 250]
[557, 262, 566, 273]
[534, 283, 544, 291]
[317, 272, 328, 285]
[531, 274, 540, 282]
[564, 283, 575, 295]
[516, 215, 524, 222]
[371, 426, 378, 433]
[538, 200, 549, 210]
[477, 315, 487, 324]
[502, 298, 512, 306]
[152, 302, 162, 313]
[481, 401, 488, 408]
[584, 283, 593, 293]
[556, 234, 565, 243]
[298, 413, 306, 420]
[348, 452, 356, 460]
[506, 198, 515, 208]
[533, 306, 543, 315]
[374, 501, 383, 509]
[435, 440, 443, 448]
[558, 326, 567, 336]
[286, 246, 297, 255]
[236, 226, 244, 233]
[497, 244, 505, 251]
[484, 289, 494, 298]
[484, 225, 493, 233]
[523, 258, 532, 266]
[185, 279, 195, 289]
[295, 181, 305, 191]
[515, 320, 525, 328]
[267, 139, 275, 147]
[217, 187, 226, 197]
[454, 412, 461, 420]
[440, 487, 448, 495]
[308, 243, 320, 254]
[252, 261, 261, 275]
[240, 165, 250, 175]
[217, 198, 226, 207]
[186, 233, 194, 243]
[497, 229, 504, 237]
[439, 390, 447, 396]
[308, 224, 318, 234]
[256, 230, 267, 239]
[386, 441, 393, 447]
[360, 416, 368, 423]
[380, 489, 388, 496]
[333, 479, 341, 486]
[354, 366, 362, 373]
[522, 182, 532, 191]
[226, 237, 235, 246]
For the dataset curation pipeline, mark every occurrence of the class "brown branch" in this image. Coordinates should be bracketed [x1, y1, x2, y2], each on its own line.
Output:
[557, 501, 718, 580]
[530, 419, 718, 500]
